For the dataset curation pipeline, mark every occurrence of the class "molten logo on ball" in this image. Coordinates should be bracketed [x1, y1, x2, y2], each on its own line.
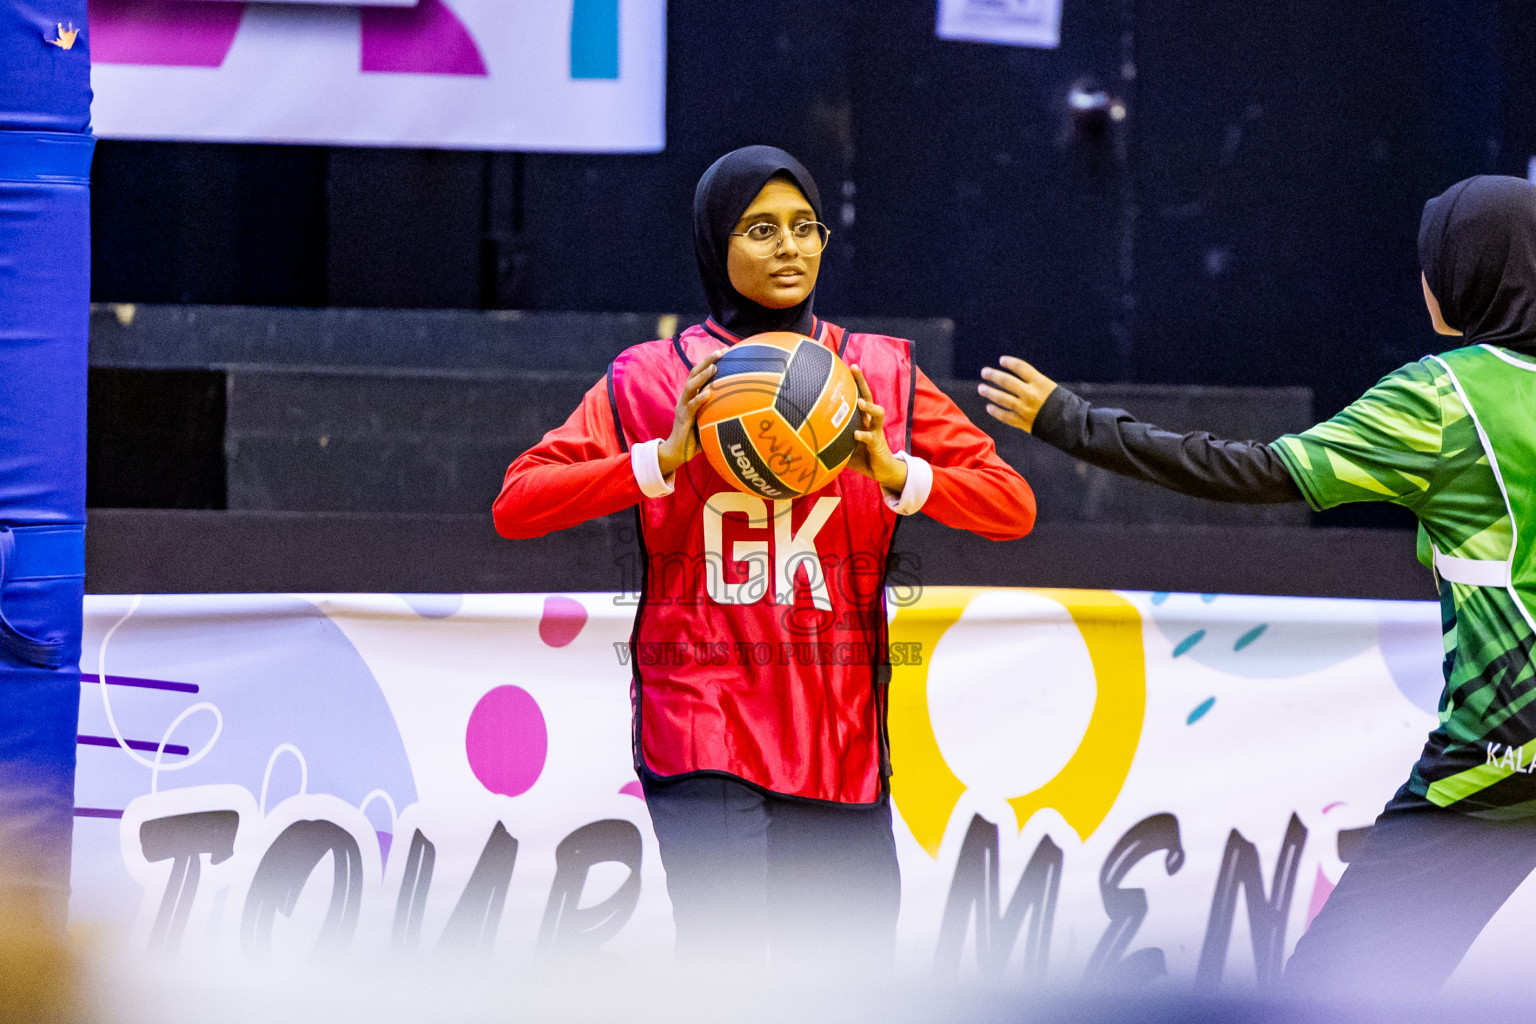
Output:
[697, 332, 859, 500]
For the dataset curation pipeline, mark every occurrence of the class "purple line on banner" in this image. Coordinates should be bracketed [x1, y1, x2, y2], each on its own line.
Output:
[77, 735, 190, 756]
[74, 808, 125, 819]
[360, 0, 488, 76]
[81, 673, 199, 694]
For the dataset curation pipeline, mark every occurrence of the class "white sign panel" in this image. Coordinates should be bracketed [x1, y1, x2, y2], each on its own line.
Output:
[936, 0, 1062, 49]
[88, 0, 665, 151]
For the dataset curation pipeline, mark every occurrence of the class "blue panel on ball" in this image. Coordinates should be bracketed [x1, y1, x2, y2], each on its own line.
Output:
[714, 343, 790, 381]
[776, 341, 833, 429]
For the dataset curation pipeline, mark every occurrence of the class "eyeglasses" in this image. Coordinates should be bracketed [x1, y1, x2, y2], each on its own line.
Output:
[729, 220, 831, 258]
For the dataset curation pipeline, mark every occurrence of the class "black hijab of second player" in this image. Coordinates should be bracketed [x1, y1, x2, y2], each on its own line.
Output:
[693, 145, 824, 339]
[1419, 174, 1536, 356]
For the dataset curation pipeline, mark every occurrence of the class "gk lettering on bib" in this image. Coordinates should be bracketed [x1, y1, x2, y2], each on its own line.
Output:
[702, 494, 840, 609]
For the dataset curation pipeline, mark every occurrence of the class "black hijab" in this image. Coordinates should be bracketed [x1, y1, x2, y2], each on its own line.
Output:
[1419, 175, 1536, 355]
[693, 145, 823, 338]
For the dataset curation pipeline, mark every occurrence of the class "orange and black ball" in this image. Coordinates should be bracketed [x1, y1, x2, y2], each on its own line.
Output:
[697, 332, 859, 500]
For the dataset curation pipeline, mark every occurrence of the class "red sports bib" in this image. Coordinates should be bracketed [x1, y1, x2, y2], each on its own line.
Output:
[608, 320, 915, 804]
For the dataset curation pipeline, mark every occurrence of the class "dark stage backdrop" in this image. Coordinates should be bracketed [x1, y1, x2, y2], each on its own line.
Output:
[91, 0, 1535, 428]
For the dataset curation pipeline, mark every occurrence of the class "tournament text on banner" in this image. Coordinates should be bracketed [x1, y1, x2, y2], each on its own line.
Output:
[71, 587, 1515, 987]
[87, 0, 665, 151]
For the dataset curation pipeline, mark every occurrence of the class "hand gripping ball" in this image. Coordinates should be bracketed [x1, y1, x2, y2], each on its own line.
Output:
[697, 332, 860, 500]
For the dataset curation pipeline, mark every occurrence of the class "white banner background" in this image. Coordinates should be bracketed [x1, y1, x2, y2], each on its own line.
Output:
[88, 0, 665, 150]
[66, 588, 1536, 991]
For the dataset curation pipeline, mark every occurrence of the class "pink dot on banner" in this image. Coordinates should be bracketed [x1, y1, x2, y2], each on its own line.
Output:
[466, 686, 547, 797]
[619, 781, 644, 799]
[539, 596, 588, 648]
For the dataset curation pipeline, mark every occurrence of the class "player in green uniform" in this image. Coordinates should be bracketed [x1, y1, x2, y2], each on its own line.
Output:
[978, 175, 1536, 997]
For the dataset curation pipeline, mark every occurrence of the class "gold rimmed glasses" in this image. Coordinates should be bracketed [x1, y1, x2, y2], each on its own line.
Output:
[729, 220, 831, 258]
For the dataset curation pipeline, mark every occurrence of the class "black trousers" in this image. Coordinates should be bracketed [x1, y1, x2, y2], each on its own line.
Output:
[641, 774, 902, 972]
[1285, 803, 1536, 998]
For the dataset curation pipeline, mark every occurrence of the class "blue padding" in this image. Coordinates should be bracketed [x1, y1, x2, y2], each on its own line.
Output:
[0, 132, 95, 184]
[3, 525, 85, 581]
[0, 134, 92, 527]
[0, 2, 91, 133]
[0, 119, 91, 920]
[0, 527, 70, 669]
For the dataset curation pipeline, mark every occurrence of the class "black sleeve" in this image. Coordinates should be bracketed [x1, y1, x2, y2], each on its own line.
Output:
[1030, 385, 1305, 504]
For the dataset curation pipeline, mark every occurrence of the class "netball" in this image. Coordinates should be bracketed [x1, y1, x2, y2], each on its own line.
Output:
[696, 331, 860, 500]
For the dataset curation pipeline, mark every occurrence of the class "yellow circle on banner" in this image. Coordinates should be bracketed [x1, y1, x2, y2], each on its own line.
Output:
[887, 587, 1146, 857]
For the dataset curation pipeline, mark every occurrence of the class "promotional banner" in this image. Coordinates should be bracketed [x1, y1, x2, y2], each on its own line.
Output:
[87, 0, 665, 151]
[70, 587, 1512, 988]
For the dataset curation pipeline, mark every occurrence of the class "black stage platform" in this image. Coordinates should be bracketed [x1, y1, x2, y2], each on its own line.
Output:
[86, 305, 1424, 600]
[85, 510, 1429, 601]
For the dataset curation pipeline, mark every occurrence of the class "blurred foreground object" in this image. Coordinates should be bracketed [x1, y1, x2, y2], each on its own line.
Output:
[0, 881, 81, 1023]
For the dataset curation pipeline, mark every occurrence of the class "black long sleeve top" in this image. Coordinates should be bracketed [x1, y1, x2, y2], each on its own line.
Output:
[1029, 385, 1305, 504]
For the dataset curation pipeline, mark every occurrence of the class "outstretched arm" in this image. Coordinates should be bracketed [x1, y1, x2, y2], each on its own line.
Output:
[979, 356, 1303, 504]
[910, 369, 1037, 540]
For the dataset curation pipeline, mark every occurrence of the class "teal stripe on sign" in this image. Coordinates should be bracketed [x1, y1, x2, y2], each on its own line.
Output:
[571, 0, 619, 79]
[1172, 629, 1206, 657]
[1187, 697, 1215, 725]
[1233, 624, 1268, 651]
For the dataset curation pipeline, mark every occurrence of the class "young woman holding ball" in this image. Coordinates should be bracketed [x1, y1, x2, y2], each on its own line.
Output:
[494, 145, 1034, 970]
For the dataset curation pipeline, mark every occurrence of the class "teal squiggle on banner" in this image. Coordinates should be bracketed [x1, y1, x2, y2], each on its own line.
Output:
[1143, 591, 1442, 713]
[1147, 592, 1377, 679]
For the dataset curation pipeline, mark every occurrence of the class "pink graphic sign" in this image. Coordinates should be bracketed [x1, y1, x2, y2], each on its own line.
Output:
[360, 0, 487, 76]
[189, 0, 418, 5]
[88, 0, 667, 152]
[90, 0, 486, 75]
[88, 0, 244, 68]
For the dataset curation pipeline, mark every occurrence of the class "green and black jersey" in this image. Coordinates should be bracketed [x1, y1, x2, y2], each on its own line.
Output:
[1035, 349, 1536, 818]
[1273, 354, 1536, 817]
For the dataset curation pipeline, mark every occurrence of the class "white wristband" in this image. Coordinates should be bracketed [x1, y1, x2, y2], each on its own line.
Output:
[631, 438, 676, 498]
[883, 451, 932, 515]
